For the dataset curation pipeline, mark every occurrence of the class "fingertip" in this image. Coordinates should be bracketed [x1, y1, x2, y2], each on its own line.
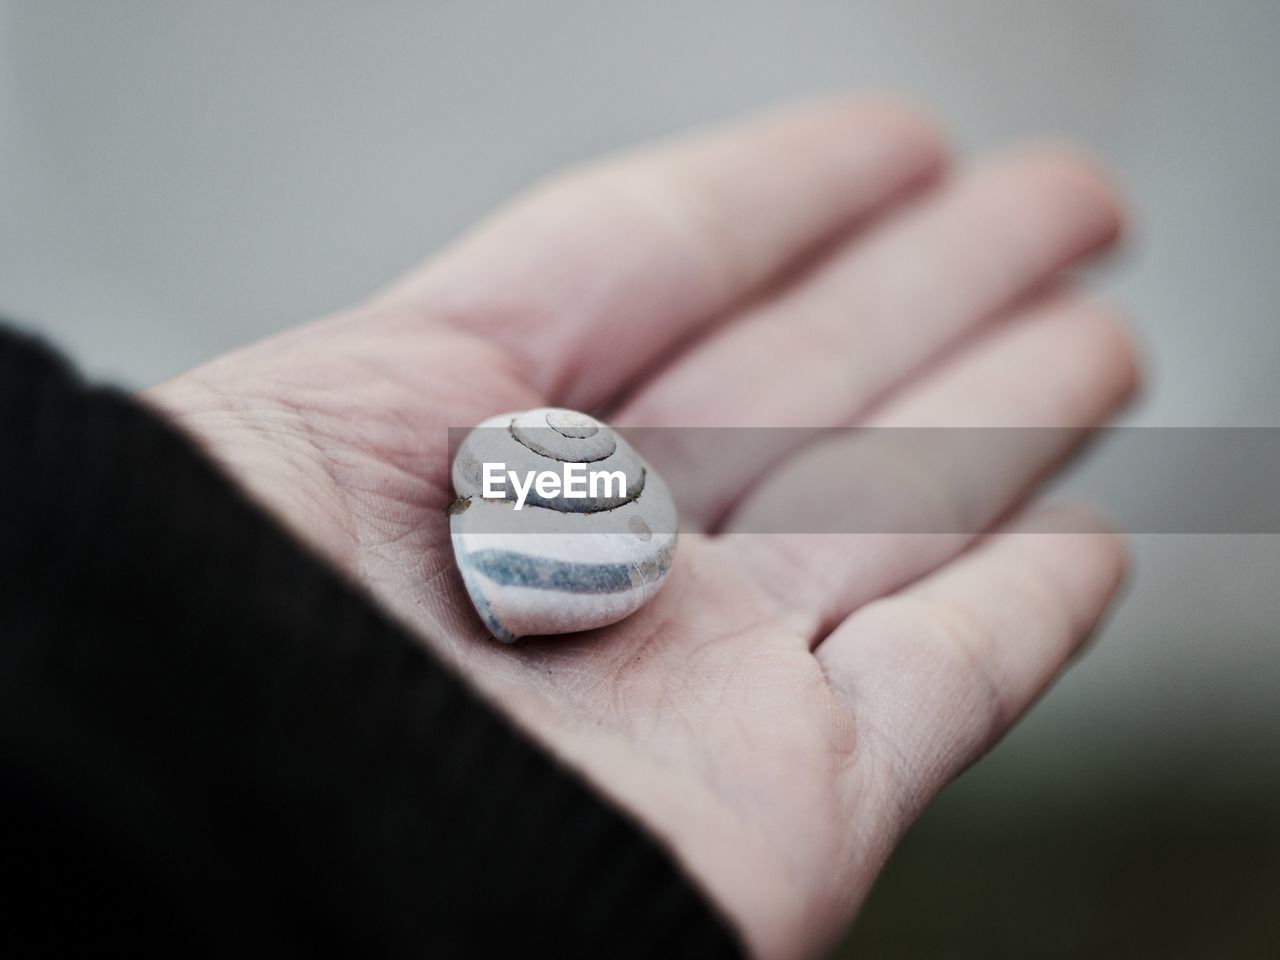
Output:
[1074, 297, 1145, 411]
[830, 91, 950, 178]
[1026, 295, 1143, 420]
[1008, 140, 1128, 246]
[756, 91, 949, 183]
[1011, 501, 1131, 590]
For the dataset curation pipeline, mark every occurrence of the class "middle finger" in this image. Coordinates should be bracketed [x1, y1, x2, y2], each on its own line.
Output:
[616, 144, 1123, 529]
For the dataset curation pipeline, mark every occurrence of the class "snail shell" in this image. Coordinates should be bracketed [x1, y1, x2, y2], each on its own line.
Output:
[449, 407, 678, 642]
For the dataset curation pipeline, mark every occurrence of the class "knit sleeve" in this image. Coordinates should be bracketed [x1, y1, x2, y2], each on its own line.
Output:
[0, 325, 743, 959]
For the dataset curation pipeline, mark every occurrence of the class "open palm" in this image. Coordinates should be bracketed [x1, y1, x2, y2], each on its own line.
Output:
[149, 97, 1137, 959]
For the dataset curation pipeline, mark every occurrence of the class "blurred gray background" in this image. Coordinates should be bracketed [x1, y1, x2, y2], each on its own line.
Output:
[4, 1, 1278, 954]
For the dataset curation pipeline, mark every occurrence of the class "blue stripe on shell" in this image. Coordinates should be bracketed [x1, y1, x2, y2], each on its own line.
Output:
[467, 547, 673, 595]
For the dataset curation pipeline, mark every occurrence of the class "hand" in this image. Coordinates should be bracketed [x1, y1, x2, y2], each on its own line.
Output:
[148, 96, 1137, 959]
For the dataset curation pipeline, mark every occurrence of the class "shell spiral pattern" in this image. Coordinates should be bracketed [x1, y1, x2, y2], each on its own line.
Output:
[449, 408, 678, 642]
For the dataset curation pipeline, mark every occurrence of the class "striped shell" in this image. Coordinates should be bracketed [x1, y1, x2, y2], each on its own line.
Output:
[449, 408, 678, 642]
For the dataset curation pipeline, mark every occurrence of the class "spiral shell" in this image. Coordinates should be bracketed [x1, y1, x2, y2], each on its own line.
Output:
[449, 408, 678, 642]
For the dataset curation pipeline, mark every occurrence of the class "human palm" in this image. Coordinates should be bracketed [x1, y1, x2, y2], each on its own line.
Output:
[149, 97, 1137, 959]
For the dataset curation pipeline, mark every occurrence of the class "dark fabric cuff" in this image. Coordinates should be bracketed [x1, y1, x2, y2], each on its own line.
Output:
[0, 325, 742, 958]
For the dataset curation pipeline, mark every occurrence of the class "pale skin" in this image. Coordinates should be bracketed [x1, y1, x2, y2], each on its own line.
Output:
[147, 96, 1139, 959]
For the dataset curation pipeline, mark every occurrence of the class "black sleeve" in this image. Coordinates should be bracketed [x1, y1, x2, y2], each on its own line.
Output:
[0, 326, 742, 959]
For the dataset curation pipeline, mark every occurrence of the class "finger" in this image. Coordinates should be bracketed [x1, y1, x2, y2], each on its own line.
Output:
[721, 295, 1138, 625]
[378, 96, 944, 408]
[617, 145, 1123, 527]
[814, 503, 1127, 817]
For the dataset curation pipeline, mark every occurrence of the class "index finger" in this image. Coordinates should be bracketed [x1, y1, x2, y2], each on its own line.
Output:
[379, 95, 945, 410]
